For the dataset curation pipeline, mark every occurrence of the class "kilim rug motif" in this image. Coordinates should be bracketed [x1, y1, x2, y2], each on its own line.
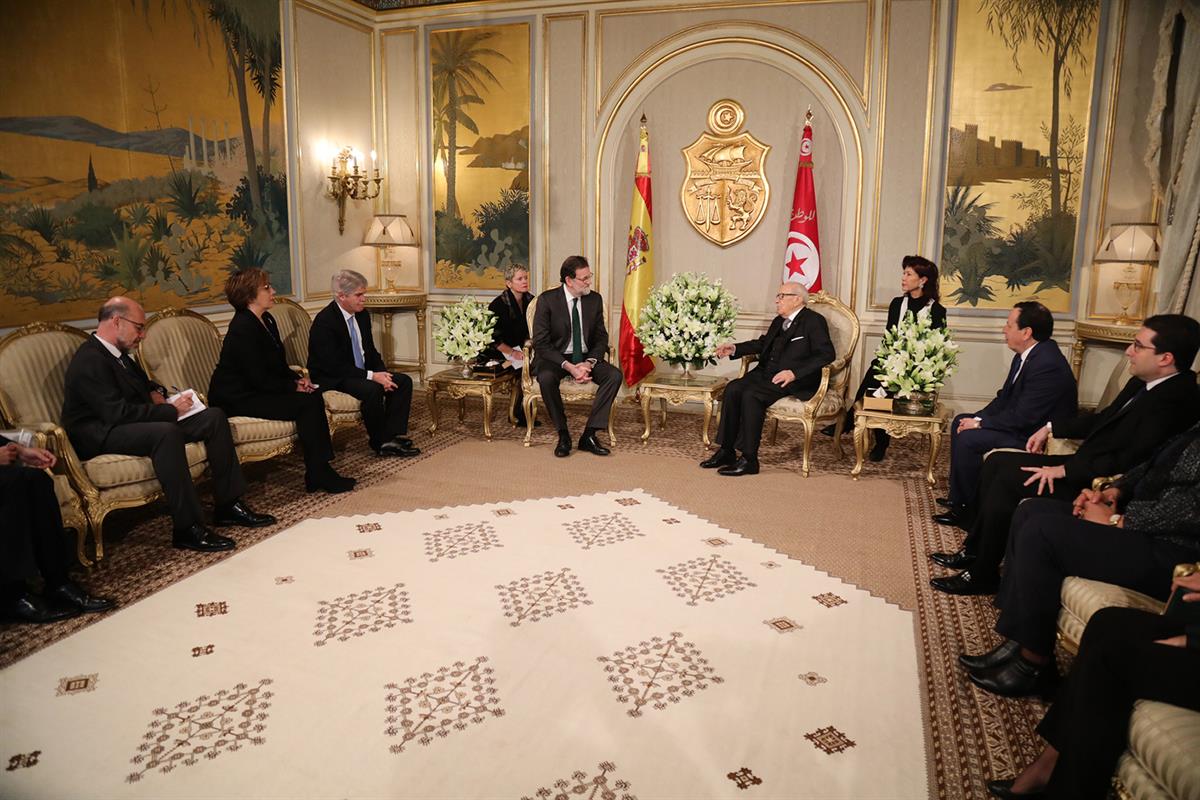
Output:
[312, 583, 412, 646]
[0, 489, 925, 798]
[597, 631, 723, 717]
[562, 512, 644, 549]
[383, 656, 503, 753]
[657, 554, 758, 606]
[422, 520, 503, 562]
[125, 679, 274, 784]
[496, 567, 592, 627]
[522, 761, 637, 800]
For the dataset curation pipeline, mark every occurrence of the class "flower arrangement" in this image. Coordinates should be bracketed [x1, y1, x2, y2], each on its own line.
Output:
[636, 272, 739, 369]
[872, 307, 960, 398]
[434, 296, 496, 366]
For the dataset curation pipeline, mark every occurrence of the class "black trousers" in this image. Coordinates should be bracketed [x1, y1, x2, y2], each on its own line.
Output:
[1038, 606, 1200, 799]
[0, 465, 71, 594]
[962, 450, 1077, 580]
[946, 413, 1026, 507]
[533, 358, 621, 433]
[334, 373, 413, 450]
[101, 408, 245, 531]
[715, 369, 792, 459]
[222, 392, 333, 473]
[994, 498, 1189, 657]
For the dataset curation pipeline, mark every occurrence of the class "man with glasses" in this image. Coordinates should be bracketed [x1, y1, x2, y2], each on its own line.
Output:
[531, 255, 622, 457]
[62, 297, 275, 554]
[701, 283, 834, 476]
[931, 313, 1200, 596]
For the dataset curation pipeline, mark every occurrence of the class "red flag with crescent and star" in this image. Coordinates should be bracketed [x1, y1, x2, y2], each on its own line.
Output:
[783, 112, 822, 292]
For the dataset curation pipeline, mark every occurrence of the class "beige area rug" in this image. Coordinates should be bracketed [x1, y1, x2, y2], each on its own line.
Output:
[0, 489, 927, 799]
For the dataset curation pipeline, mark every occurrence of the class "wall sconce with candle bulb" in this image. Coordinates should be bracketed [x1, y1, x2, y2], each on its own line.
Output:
[327, 145, 381, 235]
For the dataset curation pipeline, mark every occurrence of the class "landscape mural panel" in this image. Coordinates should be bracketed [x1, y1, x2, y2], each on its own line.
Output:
[0, 0, 289, 328]
[940, 0, 1100, 312]
[430, 22, 530, 291]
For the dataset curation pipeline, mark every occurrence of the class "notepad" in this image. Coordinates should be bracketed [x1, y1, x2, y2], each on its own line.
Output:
[167, 390, 207, 421]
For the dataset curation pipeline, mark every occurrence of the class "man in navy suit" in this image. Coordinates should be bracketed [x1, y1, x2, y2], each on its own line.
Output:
[531, 255, 623, 458]
[701, 283, 835, 476]
[308, 270, 418, 458]
[932, 301, 1076, 530]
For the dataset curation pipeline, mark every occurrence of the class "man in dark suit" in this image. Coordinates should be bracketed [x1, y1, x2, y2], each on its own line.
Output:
[61, 297, 275, 553]
[931, 313, 1200, 595]
[701, 283, 835, 477]
[959, 419, 1200, 698]
[531, 255, 623, 458]
[932, 301, 1077, 530]
[307, 269, 418, 458]
[1, 434, 114, 623]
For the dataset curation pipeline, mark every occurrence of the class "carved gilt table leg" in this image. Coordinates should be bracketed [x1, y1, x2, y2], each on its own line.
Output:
[426, 383, 440, 433]
[926, 424, 942, 487]
[850, 419, 867, 479]
[640, 388, 653, 442]
[482, 389, 494, 440]
[701, 395, 715, 446]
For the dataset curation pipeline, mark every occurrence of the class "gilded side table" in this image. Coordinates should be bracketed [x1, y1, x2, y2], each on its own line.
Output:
[850, 400, 946, 486]
[363, 292, 427, 379]
[425, 368, 518, 440]
[1069, 320, 1137, 380]
[638, 372, 728, 446]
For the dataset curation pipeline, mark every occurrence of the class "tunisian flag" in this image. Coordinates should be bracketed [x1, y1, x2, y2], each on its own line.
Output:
[619, 118, 655, 386]
[783, 114, 822, 292]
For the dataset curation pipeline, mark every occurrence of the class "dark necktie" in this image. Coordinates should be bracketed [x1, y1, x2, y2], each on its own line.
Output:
[783, 317, 792, 332]
[1119, 384, 1148, 412]
[1005, 354, 1021, 387]
[570, 297, 583, 364]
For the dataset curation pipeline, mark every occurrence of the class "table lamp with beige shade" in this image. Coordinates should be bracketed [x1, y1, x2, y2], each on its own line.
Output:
[1093, 222, 1160, 324]
[363, 213, 420, 292]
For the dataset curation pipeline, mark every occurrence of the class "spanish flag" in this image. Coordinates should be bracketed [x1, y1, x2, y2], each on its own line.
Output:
[620, 117, 655, 386]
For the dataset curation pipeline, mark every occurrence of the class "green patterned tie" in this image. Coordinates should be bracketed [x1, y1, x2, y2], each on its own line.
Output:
[570, 297, 583, 364]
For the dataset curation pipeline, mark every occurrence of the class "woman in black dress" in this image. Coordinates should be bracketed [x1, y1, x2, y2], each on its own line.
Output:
[484, 264, 535, 425]
[834, 255, 947, 461]
[209, 268, 355, 493]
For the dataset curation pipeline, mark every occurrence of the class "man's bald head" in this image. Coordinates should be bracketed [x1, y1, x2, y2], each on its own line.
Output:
[96, 296, 147, 352]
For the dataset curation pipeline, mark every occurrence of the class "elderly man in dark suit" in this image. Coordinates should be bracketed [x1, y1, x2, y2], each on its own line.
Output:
[1, 434, 113, 623]
[531, 255, 623, 458]
[933, 301, 1077, 530]
[61, 297, 274, 553]
[959, 419, 1200, 698]
[931, 313, 1200, 595]
[307, 269, 418, 458]
[701, 283, 835, 477]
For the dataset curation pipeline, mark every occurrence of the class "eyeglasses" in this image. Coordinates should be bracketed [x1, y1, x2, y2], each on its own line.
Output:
[775, 293, 801, 299]
[570, 274, 593, 283]
[119, 316, 146, 333]
[1130, 339, 1158, 352]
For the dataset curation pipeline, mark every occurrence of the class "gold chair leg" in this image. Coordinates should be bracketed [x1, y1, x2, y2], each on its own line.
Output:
[88, 508, 107, 564]
[72, 524, 94, 569]
[523, 397, 537, 446]
[607, 402, 617, 446]
[801, 422, 813, 477]
[831, 415, 845, 460]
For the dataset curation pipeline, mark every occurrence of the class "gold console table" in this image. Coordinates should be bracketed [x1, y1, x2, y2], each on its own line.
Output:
[637, 372, 728, 446]
[1070, 321, 1138, 380]
[364, 292, 427, 379]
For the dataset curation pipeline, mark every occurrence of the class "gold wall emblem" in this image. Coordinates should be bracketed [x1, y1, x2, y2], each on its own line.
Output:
[680, 100, 771, 247]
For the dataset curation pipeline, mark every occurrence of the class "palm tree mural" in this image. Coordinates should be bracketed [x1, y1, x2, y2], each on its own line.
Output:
[430, 29, 509, 219]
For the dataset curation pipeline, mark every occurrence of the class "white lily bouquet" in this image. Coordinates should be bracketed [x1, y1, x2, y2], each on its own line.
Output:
[434, 296, 497, 368]
[636, 272, 739, 370]
[872, 307, 960, 398]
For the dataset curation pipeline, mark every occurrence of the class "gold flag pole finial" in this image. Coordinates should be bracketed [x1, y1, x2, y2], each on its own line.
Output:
[640, 113, 647, 125]
[805, 106, 813, 125]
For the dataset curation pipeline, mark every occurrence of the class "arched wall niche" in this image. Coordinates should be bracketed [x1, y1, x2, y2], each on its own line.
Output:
[593, 26, 868, 323]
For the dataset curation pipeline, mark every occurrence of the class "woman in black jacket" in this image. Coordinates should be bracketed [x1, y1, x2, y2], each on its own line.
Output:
[209, 268, 355, 493]
[832, 255, 947, 460]
[484, 264, 536, 425]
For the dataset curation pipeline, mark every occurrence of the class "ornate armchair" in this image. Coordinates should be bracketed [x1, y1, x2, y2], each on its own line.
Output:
[138, 307, 297, 464]
[268, 298, 362, 436]
[519, 295, 617, 447]
[736, 291, 860, 476]
[0, 322, 207, 564]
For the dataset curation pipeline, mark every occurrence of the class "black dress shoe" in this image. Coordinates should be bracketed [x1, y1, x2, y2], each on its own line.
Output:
[958, 639, 1019, 672]
[986, 778, 1046, 799]
[213, 501, 276, 528]
[970, 655, 1057, 699]
[930, 570, 998, 596]
[819, 424, 837, 437]
[173, 524, 237, 552]
[718, 456, 759, 476]
[554, 433, 571, 458]
[930, 549, 975, 569]
[2, 592, 79, 624]
[932, 510, 971, 529]
[305, 468, 357, 494]
[376, 441, 420, 457]
[935, 497, 952, 508]
[46, 581, 116, 614]
[390, 436, 414, 448]
[578, 432, 610, 456]
[699, 448, 737, 469]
